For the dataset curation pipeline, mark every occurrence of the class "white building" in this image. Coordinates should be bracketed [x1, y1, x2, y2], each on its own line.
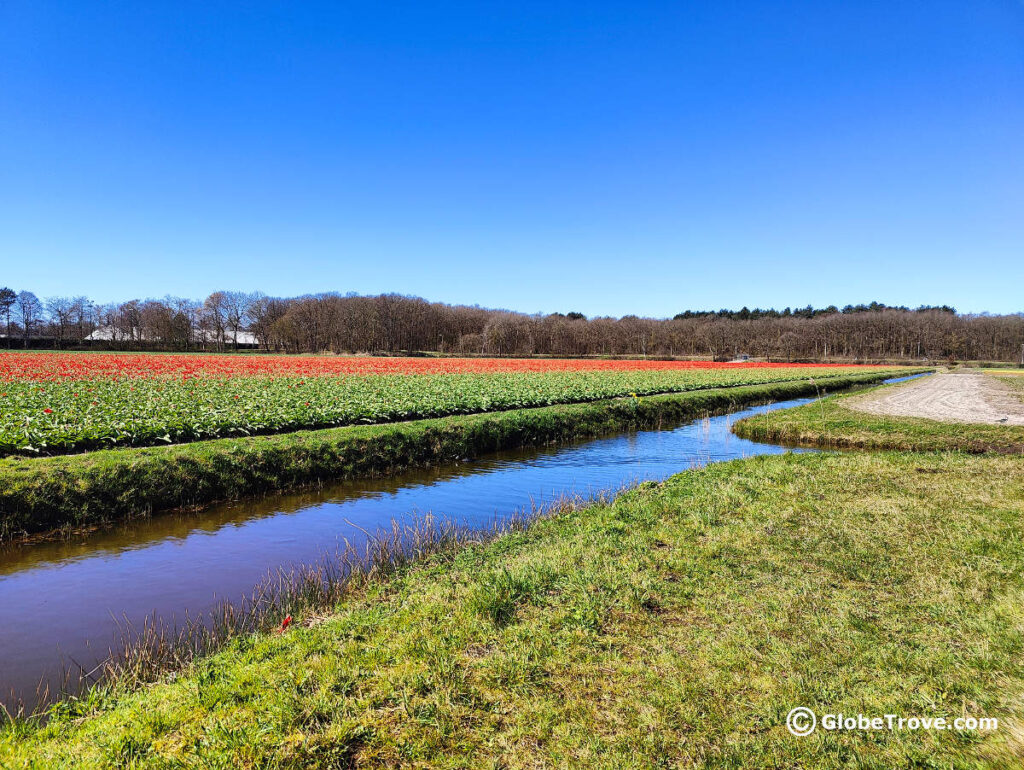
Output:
[85, 326, 259, 347]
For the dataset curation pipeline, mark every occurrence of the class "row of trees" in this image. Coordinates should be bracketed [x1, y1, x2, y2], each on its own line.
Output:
[0, 289, 266, 351]
[0, 289, 96, 349]
[1, 287, 1021, 362]
[673, 302, 958, 320]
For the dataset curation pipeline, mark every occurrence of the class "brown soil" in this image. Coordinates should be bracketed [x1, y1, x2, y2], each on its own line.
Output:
[846, 372, 1024, 425]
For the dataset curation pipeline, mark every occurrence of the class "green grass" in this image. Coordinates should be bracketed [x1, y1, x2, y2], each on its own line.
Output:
[993, 372, 1024, 402]
[732, 381, 1024, 454]
[4, 451, 1024, 768]
[1, 370, 914, 540]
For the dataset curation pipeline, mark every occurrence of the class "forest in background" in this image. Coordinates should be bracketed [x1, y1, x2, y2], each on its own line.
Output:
[0, 287, 1021, 362]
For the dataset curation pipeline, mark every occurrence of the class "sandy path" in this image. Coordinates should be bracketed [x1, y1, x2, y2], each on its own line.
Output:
[846, 371, 1024, 425]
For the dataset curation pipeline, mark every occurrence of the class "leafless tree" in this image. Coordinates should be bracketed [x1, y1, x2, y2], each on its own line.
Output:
[202, 292, 230, 350]
[0, 287, 17, 347]
[14, 291, 43, 347]
[45, 296, 89, 349]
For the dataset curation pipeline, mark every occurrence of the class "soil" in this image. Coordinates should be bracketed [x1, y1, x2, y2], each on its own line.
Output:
[846, 371, 1024, 425]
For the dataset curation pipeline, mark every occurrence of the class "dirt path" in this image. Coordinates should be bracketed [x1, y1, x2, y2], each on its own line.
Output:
[846, 371, 1024, 425]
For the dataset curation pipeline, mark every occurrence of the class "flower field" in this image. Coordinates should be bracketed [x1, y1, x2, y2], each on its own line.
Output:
[0, 352, 896, 455]
[0, 352, 865, 381]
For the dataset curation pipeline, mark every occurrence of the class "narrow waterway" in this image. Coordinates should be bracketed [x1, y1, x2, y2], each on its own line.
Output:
[0, 378, 924, 709]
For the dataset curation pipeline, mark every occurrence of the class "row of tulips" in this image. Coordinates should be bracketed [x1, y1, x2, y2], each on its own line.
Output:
[0, 353, 896, 455]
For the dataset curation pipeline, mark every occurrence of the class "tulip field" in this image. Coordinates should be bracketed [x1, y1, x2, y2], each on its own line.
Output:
[0, 352, 896, 456]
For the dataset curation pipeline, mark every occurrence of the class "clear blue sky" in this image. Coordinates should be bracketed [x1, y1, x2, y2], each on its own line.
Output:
[2, 1, 1022, 317]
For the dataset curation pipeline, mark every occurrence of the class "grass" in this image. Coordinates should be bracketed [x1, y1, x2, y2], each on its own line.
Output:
[732, 380, 1024, 453]
[0, 370, 916, 540]
[44, 514, 549, 711]
[4, 450, 1024, 767]
[993, 372, 1024, 403]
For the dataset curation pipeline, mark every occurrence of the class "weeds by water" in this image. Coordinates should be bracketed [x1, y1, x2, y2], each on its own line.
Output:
[4, 495, 606, 726]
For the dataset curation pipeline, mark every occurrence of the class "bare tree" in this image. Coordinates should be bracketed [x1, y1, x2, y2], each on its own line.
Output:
[248, 294, 288, 350]
[14, 291, 43, 348]
[116, 300, 144, 344]
[45, 296, 80, 349]
[221, 291, 256, 349]
[0, 287, 15, 348]
[202, 292, 230, 350]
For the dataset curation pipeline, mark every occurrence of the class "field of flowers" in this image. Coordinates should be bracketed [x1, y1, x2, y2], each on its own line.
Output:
[0, 353, 895, 455]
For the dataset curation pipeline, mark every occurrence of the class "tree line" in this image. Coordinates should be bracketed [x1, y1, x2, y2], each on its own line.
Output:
[0, 287, 1021, 362]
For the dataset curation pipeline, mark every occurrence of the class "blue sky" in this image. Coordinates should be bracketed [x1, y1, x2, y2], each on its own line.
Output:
[1, 1, 1022, 316]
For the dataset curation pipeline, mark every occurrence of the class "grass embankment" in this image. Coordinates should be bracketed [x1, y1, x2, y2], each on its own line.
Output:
[733, 380, 1024, 454]
[0, 370, 916, 540]
[4, 451, 1023, 768]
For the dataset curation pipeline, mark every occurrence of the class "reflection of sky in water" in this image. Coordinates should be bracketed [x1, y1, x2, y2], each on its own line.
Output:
[0, 392, 838, 705]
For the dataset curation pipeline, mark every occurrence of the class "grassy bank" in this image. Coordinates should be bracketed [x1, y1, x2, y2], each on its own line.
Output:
[732, 381, 1024, 453]
[0, 370, 916, 540]
[4, 450, 1023, 768]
